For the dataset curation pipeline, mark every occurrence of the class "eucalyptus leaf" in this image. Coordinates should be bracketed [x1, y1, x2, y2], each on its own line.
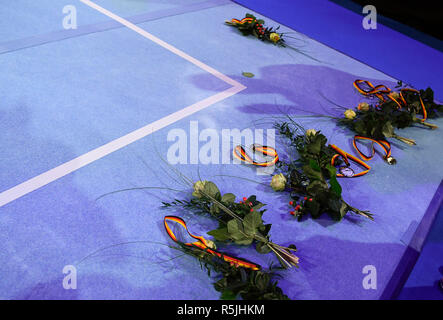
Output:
[227, 219, 247, 242]
[242, 72, 255, 78]
[203, 181, 220, 199]
[382, 122, 395, 138]
[243, 210, 263, 236]
[221, 193, 236, 204]
[207, 227, 231, 242]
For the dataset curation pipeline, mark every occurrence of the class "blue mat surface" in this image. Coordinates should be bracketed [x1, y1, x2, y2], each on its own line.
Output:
[1, 0, 442, 300]
[233, 0, 443, 100]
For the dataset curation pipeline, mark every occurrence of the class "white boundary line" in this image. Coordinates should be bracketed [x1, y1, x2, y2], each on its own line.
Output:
[0, 0, 246, 207]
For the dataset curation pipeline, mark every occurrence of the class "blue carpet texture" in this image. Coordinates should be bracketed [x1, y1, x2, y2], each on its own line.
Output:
[0, 0, 442, 300]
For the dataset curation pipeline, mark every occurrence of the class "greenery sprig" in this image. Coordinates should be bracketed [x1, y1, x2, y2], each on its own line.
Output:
[163, 180, 299, 268]
[273, 121, 373, 221]
[174, 242, 289, 300]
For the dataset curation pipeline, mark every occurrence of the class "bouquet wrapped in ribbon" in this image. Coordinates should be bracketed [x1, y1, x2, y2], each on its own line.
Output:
[225, 13, 285, 46]
[339, 80, 442, 160]
[272, 122, 373, 221]
[163, 216, 290, 300]
[233, 122, 372, 221]
[163, 180, 299, 269]
[225, 13, 321, 62]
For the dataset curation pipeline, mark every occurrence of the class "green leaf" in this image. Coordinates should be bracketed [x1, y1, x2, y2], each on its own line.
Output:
[328, 198, 342, 214]
[243, 210, 263, 236]
[235, 238, 254, 246]
[221, 290, 237, 300]
[203, 181, 220, 199]
[329, 175, 342, 197]
[242, 72, 255, 78]
[326, 164, 342, 197]
[309, 159, 321, 171]
[209, 203, 220, 215]
[207, 227, 231, 242]
[306, 180, 327, 195]
[302, 164, 323, 181]
[256, 241, 272, 254]
[227, 218, 242, 236]
[382, 121, 395, 138]
[339, 201, 349, 219]
[221, 193, 236, 204]
[227, 219, 250, 244]
[306, 199, 321, 218]
[251, 203, 265, 211]
[307, 137, 322, 155]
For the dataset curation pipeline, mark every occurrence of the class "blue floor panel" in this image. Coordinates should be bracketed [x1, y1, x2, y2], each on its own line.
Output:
[398, 205, 443, 300]
[1, 0, 442, 300]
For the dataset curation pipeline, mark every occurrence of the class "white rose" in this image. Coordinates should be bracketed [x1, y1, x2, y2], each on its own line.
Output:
[270, 173, 287, 192]
[344, 109, 357, 120]
[306, 129, 317, 137]
[192, 180, 207, 198]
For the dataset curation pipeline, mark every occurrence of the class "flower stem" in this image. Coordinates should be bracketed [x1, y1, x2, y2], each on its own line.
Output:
[201, 190, 299, 268]
[343, 201, 374, 221]
[393, 134, 416, 146]
[414, 119, 438, 129]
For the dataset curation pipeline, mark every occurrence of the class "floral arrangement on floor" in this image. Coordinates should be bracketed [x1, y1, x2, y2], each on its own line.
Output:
[225, 13, 320, 62]
[271, 120, 373, 221]
[225, 13, 285, 46]
[162, 180, 299, 268]
[163, 215, 289, 300]
[339, 80, 442, 151]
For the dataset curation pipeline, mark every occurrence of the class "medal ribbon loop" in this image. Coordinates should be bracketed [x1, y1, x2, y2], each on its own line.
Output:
[233, 144, 279, 167]
[352, 136, 395, 165]
[330, 144, 371, 177]
[353, 79, 428, 122]
[230, 17, 254, 25]
[164, 216, 260, 270]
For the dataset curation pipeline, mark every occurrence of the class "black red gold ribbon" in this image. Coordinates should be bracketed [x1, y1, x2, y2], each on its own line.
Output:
[331, 136, 395, 177]
[353, 79, 391, 102]
[352, 136, 395, 164]
[330, 144, 371, 177]
[233, 144, 279, 167]
[164, 216, 260, 270]
[353, 79, 428, 122]
[229, 17, 254, 25]
[233, 139, 392, 177]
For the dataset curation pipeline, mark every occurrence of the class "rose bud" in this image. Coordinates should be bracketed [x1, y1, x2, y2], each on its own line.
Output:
[357, 102, 370, 112]
[306, 129, 317, 137]
[269, 32, 280, 43]
[344, 109, 357, 120]
[270, 173, 287, 192]
[192, 180, 207, 198]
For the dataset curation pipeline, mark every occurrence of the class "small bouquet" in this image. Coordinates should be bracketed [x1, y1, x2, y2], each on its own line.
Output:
[339, 80, 442, 149]
[164, 216, 290, 300]
[163, 180, 299, 268]
[273, 121, 373, 221]
[225, 13, 285, 46]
